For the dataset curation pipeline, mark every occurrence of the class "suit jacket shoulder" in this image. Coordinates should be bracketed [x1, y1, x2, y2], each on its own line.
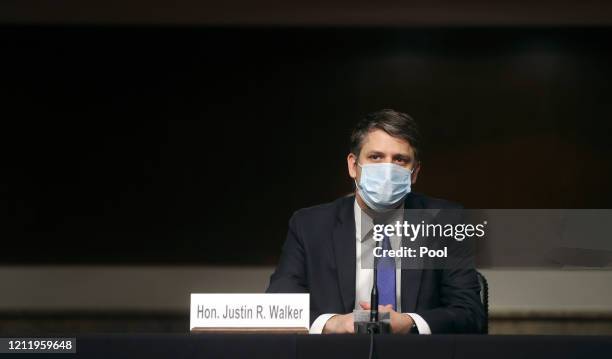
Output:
[405, 192, 463, 210]
[290, 195, 354, 228]
[291, 192, 462, 226]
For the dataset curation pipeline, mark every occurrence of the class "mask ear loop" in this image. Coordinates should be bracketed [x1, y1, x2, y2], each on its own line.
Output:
[354, 162, 364, 190]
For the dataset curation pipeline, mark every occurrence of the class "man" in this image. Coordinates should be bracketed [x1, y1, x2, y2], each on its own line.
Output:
[267, 109, 485, 334]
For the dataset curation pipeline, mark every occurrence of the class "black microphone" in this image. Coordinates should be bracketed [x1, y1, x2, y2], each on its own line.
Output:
[355, 223, 391, 334]
[370, 258, 379, 322]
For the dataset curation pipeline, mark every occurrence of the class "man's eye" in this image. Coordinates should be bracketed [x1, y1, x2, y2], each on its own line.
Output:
[398, 160, 413, 168]
[369, 155, 382, 160]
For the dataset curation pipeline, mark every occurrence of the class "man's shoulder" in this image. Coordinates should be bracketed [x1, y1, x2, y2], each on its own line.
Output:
[292, 195, 354, 222]
[289, 192, 462, 219]
[405, 192, 463, 210]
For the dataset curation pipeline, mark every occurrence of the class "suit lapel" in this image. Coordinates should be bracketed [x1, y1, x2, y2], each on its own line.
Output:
[401, 266, 423, 312]
[401, 193, 424, 312]
[332, 196, 356, 313]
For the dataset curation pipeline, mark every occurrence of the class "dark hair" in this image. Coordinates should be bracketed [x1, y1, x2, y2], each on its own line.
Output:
[350, 109, 422, 161]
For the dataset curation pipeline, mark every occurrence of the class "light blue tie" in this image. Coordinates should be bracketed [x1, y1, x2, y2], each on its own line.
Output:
[376, 234, 396, 310]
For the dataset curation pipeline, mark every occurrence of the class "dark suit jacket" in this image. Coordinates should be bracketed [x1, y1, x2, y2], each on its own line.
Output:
[266, 192, 485, 334]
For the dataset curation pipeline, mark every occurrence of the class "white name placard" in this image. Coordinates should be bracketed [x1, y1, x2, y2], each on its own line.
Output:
[190, 293, 309, 330]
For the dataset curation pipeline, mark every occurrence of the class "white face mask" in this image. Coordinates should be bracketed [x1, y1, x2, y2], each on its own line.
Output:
[355, 162, 413, 212]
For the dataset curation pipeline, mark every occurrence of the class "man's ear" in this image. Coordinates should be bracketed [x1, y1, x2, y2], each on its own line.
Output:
[347, 153, 358, 180]
[411, 162, 421, 185]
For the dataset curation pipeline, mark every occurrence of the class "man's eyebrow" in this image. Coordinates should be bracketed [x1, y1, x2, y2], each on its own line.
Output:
[393, 153, 412, 158]
[393, 153, 414, 161]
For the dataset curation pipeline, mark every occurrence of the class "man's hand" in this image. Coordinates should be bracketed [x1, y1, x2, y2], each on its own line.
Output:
[359, 301, 414, 334]
[322, 313, 355, 334]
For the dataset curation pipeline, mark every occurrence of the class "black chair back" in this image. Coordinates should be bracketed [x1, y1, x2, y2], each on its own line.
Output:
[476, 271, 489, 334]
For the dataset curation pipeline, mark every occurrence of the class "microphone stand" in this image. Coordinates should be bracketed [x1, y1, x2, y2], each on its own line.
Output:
[355, 244, 391, 334]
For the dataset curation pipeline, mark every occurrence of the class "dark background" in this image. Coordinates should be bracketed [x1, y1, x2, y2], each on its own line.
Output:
[2, 26, 612, 265]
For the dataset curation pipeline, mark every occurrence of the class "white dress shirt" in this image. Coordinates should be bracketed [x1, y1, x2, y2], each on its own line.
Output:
[309, 199, 432, 334]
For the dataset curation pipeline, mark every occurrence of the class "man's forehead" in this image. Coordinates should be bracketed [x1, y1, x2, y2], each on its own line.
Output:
[361, 129, 415, 155]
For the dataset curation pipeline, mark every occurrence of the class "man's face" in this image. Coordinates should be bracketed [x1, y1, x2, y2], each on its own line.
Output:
[347, 129, 420, 184]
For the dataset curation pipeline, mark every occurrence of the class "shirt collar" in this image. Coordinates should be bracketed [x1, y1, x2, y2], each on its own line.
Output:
[354, 198, 405, 242]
